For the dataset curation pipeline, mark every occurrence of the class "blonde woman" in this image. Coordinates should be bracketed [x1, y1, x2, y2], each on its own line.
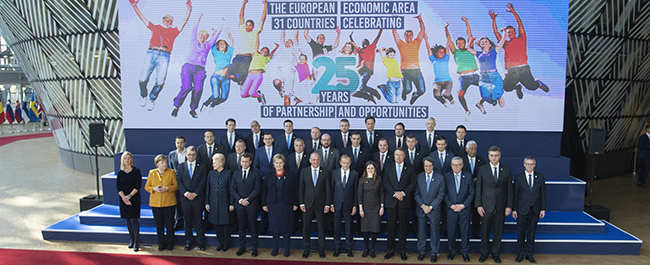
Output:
[145, 154, 178, 251]
[116, 151, 142, 251]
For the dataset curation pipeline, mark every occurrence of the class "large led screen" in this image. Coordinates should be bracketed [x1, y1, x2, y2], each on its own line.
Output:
[120, 0, 568, 131]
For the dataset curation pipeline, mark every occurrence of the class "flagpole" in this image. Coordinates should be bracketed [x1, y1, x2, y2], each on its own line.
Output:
[9, 123, 14, 133]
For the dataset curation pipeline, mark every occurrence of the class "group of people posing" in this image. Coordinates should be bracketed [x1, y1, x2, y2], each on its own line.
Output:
[130, 0, 549, 121]
[116, 116, 547, 263]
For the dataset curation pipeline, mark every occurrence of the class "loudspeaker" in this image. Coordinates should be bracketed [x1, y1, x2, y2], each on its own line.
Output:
[89, 123, 105, 147]
[589, 128, 606, 155]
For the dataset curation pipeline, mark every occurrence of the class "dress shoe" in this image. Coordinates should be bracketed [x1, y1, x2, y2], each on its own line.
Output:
[158, 246, 165, 251]
[528, 255, 536, 263]
[167, 245, 174, 251]
[472, 231, 481, 239]
[216, 245, 223, 251]
[401, 252, 408, 261]
[431, 255, 437, 263]
[384, 251, 394, 259]
[333, 249, 340, 257]
[362, 249, 369, 258]
[128, 240, 134, 248]
[319, 250, 325, 258]
[271, 249, 278, 256]
[184, 244, 192, 251]
[302, 249, 310, 258]
[222, 247, 229, 252]
[347, 251, 354, 257]
[418, 253, 426, 261]
[370, 250, 376, 258]
[284, 250, 290, 257]
[493, 255, 501, 263]
[516, 255, 525, 262]
[199, 246, 206, 251]
[479, 255, 488, 262]
[133, 244, 139, 252]
[448, 252, 456, 260]
[236, 248, 245, 256]
[252, 249, 258, 257]
[463, 254, 470, 262]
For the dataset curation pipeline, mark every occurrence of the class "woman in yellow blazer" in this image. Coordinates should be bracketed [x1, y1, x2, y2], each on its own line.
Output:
[145, 154, 178, 251]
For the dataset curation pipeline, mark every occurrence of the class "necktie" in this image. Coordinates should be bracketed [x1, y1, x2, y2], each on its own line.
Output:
[297, 154, 301, 169]
[343, 134, 347, 147]
[369, 132, 373, 146]
[237, 154, 241, 169]
[189, 163, 193, 179]
[254, 134, 259, 149]
[470, 158, 475, 174]
[229, 133, 233, 149]
[313, 141, 318, 151]
[267, 147, 271, 163]
[529, 174, 533, 189]
[410, 151, 414, 165]
[428, 133, 432, 150]
[323, 150, 328, 162]
[456, 174, 461, 193]
[493, 167, 498, 182]
[208, 146, 212, 160]
[354, 148, 359, 161]
[287, 134, 291, 150]
[380, 154, 385, 171]
[397, 164, 402, 182]
[397, 137, 401, 148]
[343, 171, 347, 189]
[440, 153, 444, 165]
[460, 140, 464, 149]
[313, 169, 318, 187]
[426, 174, 430, 193]
[243, 170, 247, 182]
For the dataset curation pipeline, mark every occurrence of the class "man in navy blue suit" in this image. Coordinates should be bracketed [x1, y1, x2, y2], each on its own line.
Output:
[219, 118, 244, 156]
[277, 119, 297, 155]
[361, 116, 383, 153]
[513, 156, 546, 263]
[444, 157, 474, 262]
[176, 146, 208, 251]
[342, 131, 371, 174]
[331, 155, 359, 257]
[230, 154, 262, 257]
[405, 134, 425, 174]
[414, 157, 446, 262]
[254, 132, 280, 177]
[418, 117, 439, 154]
[430, 136, 454, 175]
[448, 125, 468, 157]
[226, 140, 247, 171]
[638, 125, 650, 188]
[244, 120, 263, 158]
[287, 138, 310, 232]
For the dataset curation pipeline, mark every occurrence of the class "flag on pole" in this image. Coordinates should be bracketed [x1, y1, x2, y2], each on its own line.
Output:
[6, 101, 14, 124]
[0, 101, 5, 125]
[37, 102, 43, 118]
[14, 100, 23, 124]
[28, 93, 39, 122]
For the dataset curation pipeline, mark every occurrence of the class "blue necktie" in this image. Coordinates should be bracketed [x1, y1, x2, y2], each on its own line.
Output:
[267, 148, 271, 163]
[254, 134, 258, 149]
[343, 171, 347, 189]
[354, 148, 359, 161]
[368, 132, 373, 146]
[470, 158, 475, 174]
[313, 169, 318, 187]
[440, 153, 444, 165]
[426, 174, 430, 193]
[208, 146, 212, 160]
[189, 163, 193, 179]
[287, 134, 291, 150]
[229, 133, 233, 149]
[397, 164, 402, 182]
[456, 174, 461, 193]
[493, 167, 498, 182]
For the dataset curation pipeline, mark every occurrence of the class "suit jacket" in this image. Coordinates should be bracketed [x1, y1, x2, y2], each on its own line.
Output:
[414, 171, 446, 217]
[404, 148, 425, 174]
[219, 132, 244, 155]
[448, 138, 468, 157]
[361, 130, 383, 153]
[262, 170, 299, 206]
[332, 132, 351, 152]
[462, 155, 487, 179]
[286, 152, 310, 178]
[342, 144, 371, 174]
[639, 134, 650, 158]
[275, 133, 297, 155]
[244, 131, 264, 158]
[168, 149, 185, 173]
[316, 147, 341, 172]
[226, 152, 247, 172]
[230, 168, 262, 209]
[304, 139, 322, 156]
[513, 171, 546, 216]
[387, 135, 406, 154]
[299, 167, 332, 209]
[176, 160, 208, 203]
[383, 162, 416, 209]
[253, 146, 281, 177]
[475, 163, 513, 213]
[331, 168, 359, 212]
[443, 170, 474, 210]
[197, 143, 225, 165]
[372, 151, 394, 176]
[417, 131, 440, 154]
[430, 150, 455, 175]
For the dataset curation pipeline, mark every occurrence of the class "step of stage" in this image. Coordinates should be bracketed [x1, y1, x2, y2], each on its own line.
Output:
[43, 214, 641, 255]
[80, 204, 604, 234]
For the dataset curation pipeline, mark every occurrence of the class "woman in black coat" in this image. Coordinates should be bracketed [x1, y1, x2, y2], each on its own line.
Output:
[262, 154, 299, 257]
[205, 153, 234, 251]
[116, 151, 142, 251]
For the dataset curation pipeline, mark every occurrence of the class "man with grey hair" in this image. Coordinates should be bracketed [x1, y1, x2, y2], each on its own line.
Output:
[462, 140, 486, 239]
[177, 145, 208, 251]
[418, 117, 440, 154]
[414, 156, 445, 262]
[512, 156, 546, 263]
[444, 156, 474, 262]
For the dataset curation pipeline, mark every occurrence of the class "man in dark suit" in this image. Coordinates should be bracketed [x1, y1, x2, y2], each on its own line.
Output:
[417, 117, 439, 154]
[168, 136, 187, 230]
[475, 146, 513, 263]
[430, 136, 454, 175]
[176, 146, 208, 251]
[197, 130, 225, 165]
[332, 118, 351, 152]
[361, 116, 383, 153]
[219, 118, 244, 156]
[317, 133, 341, 172]
[253, 132, 280, 177]
[226, 139, 247, 171]
[444, 157, 474, 262]
[299, 153, 332, 258]
[383, 148, 416, 261]
[304, 126, 322, 156]
[372, 138, 393, 176]
[387, 122, 406, 154]
[287, 138, 310, 232]
[414, 157, 446, 262]
[276, 119, 297, 155]
[331, 155, 359, 257]
[341, 131, 371, 174]
[462, 140, 486, 239]
[513, 156, 546, 263]
[448, 125, 468, 157]
[405, 134, 425, 174]
[638, 125, 650, 188]
[230, 154, 262, 257]
[244, 120, 263, 158]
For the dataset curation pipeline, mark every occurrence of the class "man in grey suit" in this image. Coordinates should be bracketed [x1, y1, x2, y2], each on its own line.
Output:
[299, 153, 332, 258]
[475, 146, 513, 264]
[226, 139, 247, 171]
[444, 157, 474, 262]
[414, 157, 446, 262]
[176, 146, 208, 251]
[513, 156, 546, 263]
[168, 136, 187, 230]
[331, 155, 359, 257]
[317, 133, 340, 172]
[219, 118, 244, 156]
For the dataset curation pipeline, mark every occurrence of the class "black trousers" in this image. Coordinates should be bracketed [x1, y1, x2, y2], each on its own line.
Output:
[333, 206, 354, 251]
[517, 206, 540, 256]
[273, 232, 292, 252]
[152, 206, 175, 248]
[213, 223, 231, 249]
[236, 206, 259, 249]
[480, 209, 506, 256]
[386, 206, 410, 254]
[303, 205, 325, 251]
[181, 200, 205, 246]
